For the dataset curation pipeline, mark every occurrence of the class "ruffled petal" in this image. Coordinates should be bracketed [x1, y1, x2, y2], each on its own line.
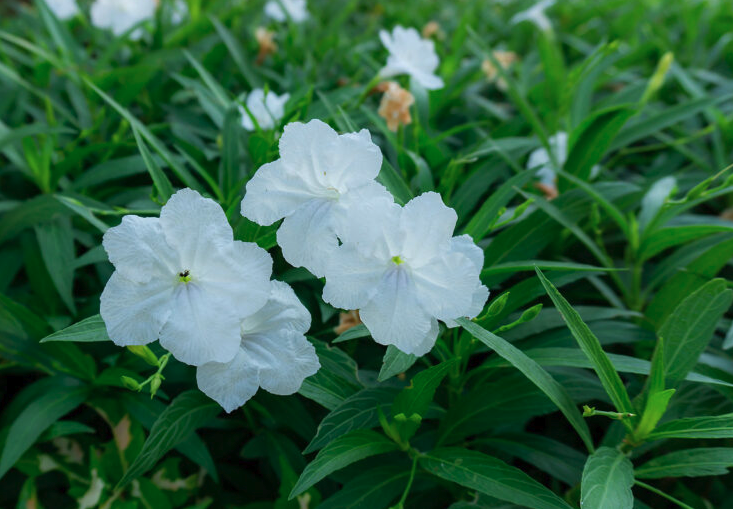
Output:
[100, 271, 174, 347]
[102, 215, 177, 283]
[412, 250, 479, 321]
[196, 349, 260, 413]
[325, 130, 383, 189]
[242, 280, 311, 335]
[241, 160, 317, 225]
[335, 181, 397, 257]
[400, 192, 457, 265]
[241, 330, 320, 395]
[159, 189, 233, 269]
[276, 198, 339, 277]
[158, 283, 242, 366]
[278, 120, 339, 185]
[199, 241, 273, 319]
[359, 268, 435, 355]
[322, 244, 387, 310]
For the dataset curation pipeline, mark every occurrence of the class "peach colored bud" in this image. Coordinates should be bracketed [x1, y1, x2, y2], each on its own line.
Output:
[378, 81, 415, 132]
[482, 50, 518, 90]
[255, 27, 278, 65]
[721, 208, 733, 221]
[334, 310, 362, 335]
[534, 181, 559, 200]
[422, 20, 441, 38]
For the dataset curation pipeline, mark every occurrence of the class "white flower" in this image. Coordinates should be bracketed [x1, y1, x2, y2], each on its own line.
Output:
[196, 280, 320, 412]
[527, 131, 600, 187]
[239, 89, 290, 131]
[241, 119, 391, 278]
[100, 189, 272, 366]
[323, 192, 489, 356]
[511, 0, 555, 32]
[90, 0, 156, 40]
[379, 26, 444, 90]
[264, 0, 308, 23]
[46, 0, 79, 20]
[169, 0, 188, 25]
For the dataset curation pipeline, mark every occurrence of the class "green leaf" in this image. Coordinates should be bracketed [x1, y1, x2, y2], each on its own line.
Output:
[391, 359, 457, 439]
[219, 105, 242, 202]
[580, 447, 634, 509]
[377, 159, 413, 206]
[41, 314, 110, 343]
[647, 413, 733, 440]
[299, 339, 362, 410]
[661, 278, 733, 383]
[457, 318, 594, 452]
[317, 464, 409, 509]
[536, 268, 635, 421]
[563, 105, 635, 186]
[133, 128, 174, 202]
[290, 430, 399, 498]
[333, 323, 371, 343]
[634, 389, 675, 441]
[209, 16, 259, 88]
[481, 260, 618, 277]
[639, 225, 733, 261]
[0, 378, 88, 480]
[34, 217, 76, 314]
[462, 169, 537, 241]
[378, 345, 418, 382]
[304, 387, 398, 454]
[635, 448, 733, 479]
[420, 448, 573, 509]
[116, 390, 220, 488]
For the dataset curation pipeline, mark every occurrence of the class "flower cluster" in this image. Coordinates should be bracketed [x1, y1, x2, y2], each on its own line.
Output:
[100, 189, 319, 411]
[242, 120, 488, 355]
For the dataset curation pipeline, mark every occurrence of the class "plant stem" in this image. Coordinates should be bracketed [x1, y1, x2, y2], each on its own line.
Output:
[635, 480, 696, 509]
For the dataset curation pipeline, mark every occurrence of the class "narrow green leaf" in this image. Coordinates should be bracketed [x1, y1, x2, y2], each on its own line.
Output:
[536, 268, 635, 420]
[580, 447, 634, 509]
[635, 448, 733, 479]
[457, 318, 594, 452]
[304, 387, 398, 453]
[661, 278, 733, 383]
[378, 345, 418, 382]
[116, 390, 219, 488]
[0, 378, 88, 480]
[647, 413, 733, 440]
[290, 430, 399, 498]
[316, 464, 409, 509]
[40, 314, 110, 343]
[421, 448, 573, 509]
[34, 217, 76, 314]
[133, 128, 174, 202]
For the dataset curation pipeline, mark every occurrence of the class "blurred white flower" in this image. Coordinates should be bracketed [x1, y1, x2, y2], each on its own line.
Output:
[264, 0, 308, 23]
[323, 192, 489, 356]
[169, 0, 189, 25]
[46, 0, 79, 20]
[527, 131, 600, 191]
[379, 26, 444, 90]
[241, 119, 391, 277]
[239, 89, 290, 131]
[197, 281, 319, 412]
[90, 0, 156, 40]
[100, 189, 272, 366]
[511, 0, 555, 32]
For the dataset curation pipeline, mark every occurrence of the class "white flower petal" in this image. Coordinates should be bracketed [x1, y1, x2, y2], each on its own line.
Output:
[359, 268, 435, 355]
[47, 0, 79, 19]
[241, 330, 320, 395]
[326, 130, 383, 190]
[196, 350, 260, 413]
[241, 160, 316, 225]
[102, 216, 177, 283]
[159, 189, 233, 268]
[90, 0, 155, 37]
[400, 192, 457, 264]
[158, 284, 242, 366]
[100, 271, 173, 347]
[450, 234, 485, 272]
[410, 70, 445, 90]
[412, 250, 479, 321]
[378, 26, 443, 90]
[323, 244, 387, 310]
[199, 241, 273, 319]
[335, 181, 397, 256]
[410, 318, 440, 357]
[276, 198, 339, 277]
[243, 280, 311, 335]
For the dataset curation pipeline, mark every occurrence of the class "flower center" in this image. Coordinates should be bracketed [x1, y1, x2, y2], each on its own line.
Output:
[391, 255, 405, 265]
[178, 269, 192, 283]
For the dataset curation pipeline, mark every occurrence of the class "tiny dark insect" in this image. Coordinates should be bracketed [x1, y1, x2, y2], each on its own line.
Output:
[179, 269, 190, 278]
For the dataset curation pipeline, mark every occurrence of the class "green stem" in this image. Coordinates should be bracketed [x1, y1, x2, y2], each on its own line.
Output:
[634, 481, 696, 509]
[395, 453, 419, 507]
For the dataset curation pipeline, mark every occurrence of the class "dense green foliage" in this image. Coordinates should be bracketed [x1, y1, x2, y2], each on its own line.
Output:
[2, 0, 733, 507]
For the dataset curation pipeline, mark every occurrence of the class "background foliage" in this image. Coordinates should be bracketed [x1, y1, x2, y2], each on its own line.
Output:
[2, 0, 733, 507]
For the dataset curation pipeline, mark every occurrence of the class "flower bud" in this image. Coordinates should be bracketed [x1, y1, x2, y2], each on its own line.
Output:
[149, 375, 162, 399]
[486, 292, 510, 318]
[127, 345, 159, 367]
[121, 376, 141, 391]
[518, 303, 543, 324]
